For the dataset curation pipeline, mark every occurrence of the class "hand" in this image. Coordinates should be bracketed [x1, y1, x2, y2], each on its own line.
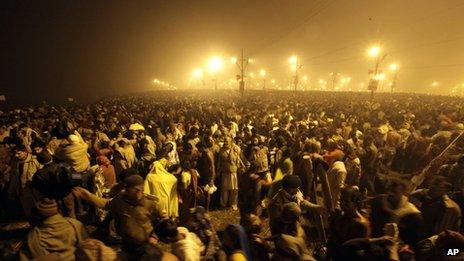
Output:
[72, 187, 90, 200]
[370, 236, 395, 245]
[148, 236, 158, 246]
[314, 205, 328, 216]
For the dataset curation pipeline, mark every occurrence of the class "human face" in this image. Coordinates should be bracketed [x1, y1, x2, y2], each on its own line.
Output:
[15, 150, 28, 161]
[126, 185, 144, 202]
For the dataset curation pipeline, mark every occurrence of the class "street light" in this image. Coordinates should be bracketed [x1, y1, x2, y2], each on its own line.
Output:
[192, 68, 205, 88]
[389, 63, 399, 93]
[367, 44, 386, 99]
[259, 69, 266, 90]
[208, 56, 223, 90]
[368, 45, 381, 58]
[289, 55, 301, 91]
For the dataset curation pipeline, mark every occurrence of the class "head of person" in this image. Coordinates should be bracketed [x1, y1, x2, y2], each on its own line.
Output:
[282, 175, 302, 196]
[429, 176, 451, 199]
[14, 144, 29, 161]
[31, 140, 45, 155]
[221, 224, 249, 256]
[36, 150, 53, 165]
[281, 202, 301, 225]
[457, 154, 464, 168]
[386, 177, 408, 207]
[124, 174, 144, 202]
[252, 136, 259, 146]
[241, 214, 263, 235]
[154, 218, 179, 244]
[340, 186, 363, 215]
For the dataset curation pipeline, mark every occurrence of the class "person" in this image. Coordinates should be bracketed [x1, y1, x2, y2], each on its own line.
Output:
[144, 158, 179, 218]
[32, 151, 75, 217]
[221, 224, 252, 261]
[96, 155, 116, 188]
[410, 176, 462, 238]
[438, 154, 464, 192]
[241, 214, 271, 261]
[344, 146, 362, 187]
[54, 130, 90, 173]
[155, 218, 205, 261]
[6, 144, 42, 218]
[268, 175, 325, 235]
[196, 139, 216, 210]
[185, 206, 223, 259]
[20, 198, 88, 260]
[217, 137, 245, 210]
[326, 155, 347, 211]
[73, 174, 164, 259]
[370, 177, 423, 247]
[328, 186, 373, 260]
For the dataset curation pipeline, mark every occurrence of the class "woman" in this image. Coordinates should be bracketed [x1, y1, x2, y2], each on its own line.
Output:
[144, 158, 179, 218]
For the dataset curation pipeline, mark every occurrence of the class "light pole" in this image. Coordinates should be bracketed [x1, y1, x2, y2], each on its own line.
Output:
[208, 56, 223, 90]
[367, 45, 387, 100]
[232, 49, 251, 96]
[260, 69, 266, 90]
[330, 72, 339, 91]
[289, 55, 301, 91]
[192, 68, 204, 89]
[389, 63, 398, 93]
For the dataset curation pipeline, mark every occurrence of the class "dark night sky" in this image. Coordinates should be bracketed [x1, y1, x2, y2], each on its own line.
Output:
[1, 0, 464, 104]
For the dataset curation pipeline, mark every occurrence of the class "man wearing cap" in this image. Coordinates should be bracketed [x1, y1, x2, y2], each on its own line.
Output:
[32, 151, 76, 217]
[73, 174, 165, 258]
[20, 198, 88, 260]
[268, 175, 325, 235]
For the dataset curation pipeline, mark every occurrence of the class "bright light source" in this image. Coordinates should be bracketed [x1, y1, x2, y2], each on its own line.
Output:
[248, 58, 254, 63]
[230, 57, 237, 64]
[289, 55, 298, 64]
[271, 79, 276, 84]
[368, 45, 381, 57]
[319, 79, 324, 84]
[389, 63, 398, 71]
[249, 72, 255, 78]
[192, 68, 203, 78]
[302, 75, 308, 81]
[374, 73, 386, 81]
[153, 79, 160, 84]
[431, 81, 439, 87]
[208, 56, 224, 73]
[259, 69, 266, 77]
[290, 64, 298, 71]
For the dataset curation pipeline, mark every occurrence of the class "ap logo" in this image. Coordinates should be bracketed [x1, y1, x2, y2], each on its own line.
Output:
[446, 249, 460, 256]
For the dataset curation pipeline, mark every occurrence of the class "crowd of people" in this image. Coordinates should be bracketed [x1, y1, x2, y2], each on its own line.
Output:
[1, 90, 464, 260]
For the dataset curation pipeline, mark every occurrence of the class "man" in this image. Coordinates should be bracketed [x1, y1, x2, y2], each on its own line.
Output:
[55, 130, 90, 173]
[439, 154, 464, 192]
[326, 156, 347, 211]
[268, 175, 325, 235]
[20, 198, 88, 260]
[217, 137, 244, 210]
[370, 177, 423, 247]
[410, 176, 462, 238]
[73, 174, 164, 258]
[32, 151, 75, 217]
[7, 144, 41, 218]
[196, 139, 216, 210]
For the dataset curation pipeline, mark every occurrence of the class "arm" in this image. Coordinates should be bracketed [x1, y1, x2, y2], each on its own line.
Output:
[72, 187, 108, 209]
